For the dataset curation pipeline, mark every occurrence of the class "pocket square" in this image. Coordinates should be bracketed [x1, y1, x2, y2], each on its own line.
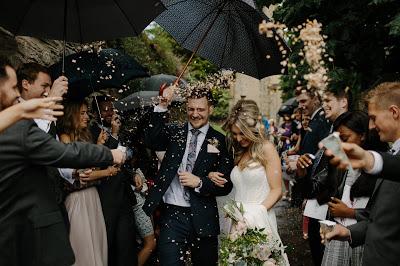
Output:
[207, 144, 220, 153]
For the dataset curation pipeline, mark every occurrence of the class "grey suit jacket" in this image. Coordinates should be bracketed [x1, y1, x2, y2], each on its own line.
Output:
[0, 120, 114, 266]
[349, 152, 400, 266]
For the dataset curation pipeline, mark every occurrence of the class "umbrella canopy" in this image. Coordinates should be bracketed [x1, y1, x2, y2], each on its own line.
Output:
[156, 0, 288, 80]
[278, 97, 298, 117]
[114, 91, 159, 112]
[50, 48, 149, 99]
[281, 97, 298, 107]
[143, 74, 187, 92]
[115, 90, 185, 112]
[0, 0, 165, 43]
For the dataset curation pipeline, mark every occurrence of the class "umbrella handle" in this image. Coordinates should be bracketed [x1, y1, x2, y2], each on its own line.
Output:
[61, 0, 67, 75]
[173, 1, 227, 86]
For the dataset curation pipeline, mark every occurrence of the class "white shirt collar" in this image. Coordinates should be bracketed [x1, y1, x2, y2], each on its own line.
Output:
[311, 107, 323, 120]
[391, 138, 400, 154]
[188, 122, 209, 135]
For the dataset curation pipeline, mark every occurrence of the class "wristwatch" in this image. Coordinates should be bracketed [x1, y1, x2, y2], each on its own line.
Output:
[196, 178, 203, 189]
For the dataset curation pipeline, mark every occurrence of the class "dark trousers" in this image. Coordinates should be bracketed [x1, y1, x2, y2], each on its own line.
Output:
[158, 204, 218, 266]
[308, 217, 324, 266]
[101, 201, 137, 266]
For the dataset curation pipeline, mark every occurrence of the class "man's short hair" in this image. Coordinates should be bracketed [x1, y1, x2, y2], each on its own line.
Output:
[16, 62, 50, 89]
[0, 56, 13, 83]
[294, 86, 318, 98]
[325, 87, 353, 110]
[365, 82, 400, 109]
[187, 87, 215, 105]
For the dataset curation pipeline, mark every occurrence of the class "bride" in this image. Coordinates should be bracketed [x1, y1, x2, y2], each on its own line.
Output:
[209, 99, 289, 265]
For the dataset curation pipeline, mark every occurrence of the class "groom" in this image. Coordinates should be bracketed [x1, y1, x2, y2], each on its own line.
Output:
[143, 86, 234, 265]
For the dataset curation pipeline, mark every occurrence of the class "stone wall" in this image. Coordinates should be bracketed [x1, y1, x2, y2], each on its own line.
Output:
[231, 73, 282, 120]
[0, 27, 79, 67]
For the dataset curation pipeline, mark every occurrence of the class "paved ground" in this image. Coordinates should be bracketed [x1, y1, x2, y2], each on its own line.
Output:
[274, 200, 314, 266]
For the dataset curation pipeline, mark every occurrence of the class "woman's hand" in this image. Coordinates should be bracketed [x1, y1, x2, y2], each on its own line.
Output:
[133, 174, 144, 192]
[328, 197, 355, 218]
[107, 165, 120, 177]
[97, 129, 108, 145]
[208, 171, 227, 187]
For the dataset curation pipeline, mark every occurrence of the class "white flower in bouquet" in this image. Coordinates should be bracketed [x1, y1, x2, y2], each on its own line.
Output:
[254, 244, 272, 261]
[263, 259, 277, 266]
[219, 201, 286, 266]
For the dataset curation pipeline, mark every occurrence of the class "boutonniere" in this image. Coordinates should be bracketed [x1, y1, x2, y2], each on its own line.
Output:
[207, 137, 220, 153]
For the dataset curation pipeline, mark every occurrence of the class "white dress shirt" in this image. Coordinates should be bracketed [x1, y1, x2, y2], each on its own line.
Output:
[366, 138, 400, 175]
[162, 123, 209, 207]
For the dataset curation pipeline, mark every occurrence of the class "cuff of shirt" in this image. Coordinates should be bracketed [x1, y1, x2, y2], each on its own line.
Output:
[364, 151, 383, 175]
[58, 168, 75, 184]
[194, 179, 203, 193]
[154, 105, 168, 113]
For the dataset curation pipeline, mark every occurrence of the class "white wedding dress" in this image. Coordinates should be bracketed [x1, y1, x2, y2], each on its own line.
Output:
[221, 163, 290, 265]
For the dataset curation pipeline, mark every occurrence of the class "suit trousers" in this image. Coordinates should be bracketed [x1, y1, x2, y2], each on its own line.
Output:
[158, 204, 218, 266]
[308, 217, 325, 266]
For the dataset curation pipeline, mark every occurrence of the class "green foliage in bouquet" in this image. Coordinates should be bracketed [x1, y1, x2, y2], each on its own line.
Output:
[219, 201, 285, 266]
[219, 228, 283, 266]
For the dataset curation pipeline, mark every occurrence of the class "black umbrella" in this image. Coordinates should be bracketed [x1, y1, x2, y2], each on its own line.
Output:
[0, 0, 164, 42]
[278, 97, 298, 117]
[0, 0, 165, 72]
[143, 74, 187, 92]
[114, 91, 159, 112]
[49, 48, 149, 99]
[114, 90, 185, 112]
[156, 0, 288, 81]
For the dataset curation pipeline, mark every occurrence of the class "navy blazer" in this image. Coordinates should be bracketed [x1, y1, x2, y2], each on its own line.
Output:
[143, 112, 234, 237]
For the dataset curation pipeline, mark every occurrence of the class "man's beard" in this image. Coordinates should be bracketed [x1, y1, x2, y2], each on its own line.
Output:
[0, 96, 17, 111]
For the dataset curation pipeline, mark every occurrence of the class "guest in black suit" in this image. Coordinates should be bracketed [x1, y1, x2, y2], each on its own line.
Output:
[17, 62, 71, 229]
[0, 58, 126, 266]
[91, 95, 139, 266]
[143, 86, 234, 266]
[294, 87, 331, 265]
[323, 82, 400, 265]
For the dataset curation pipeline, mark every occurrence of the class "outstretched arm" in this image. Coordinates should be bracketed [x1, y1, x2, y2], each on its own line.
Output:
[0, 97, 63, 133]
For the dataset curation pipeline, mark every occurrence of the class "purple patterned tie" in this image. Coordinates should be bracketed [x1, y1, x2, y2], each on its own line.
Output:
[183, 128, 201, 201]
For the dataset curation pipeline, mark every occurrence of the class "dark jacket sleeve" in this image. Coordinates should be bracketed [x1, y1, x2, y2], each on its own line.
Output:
[348, 220, 368, 247]
[144, 111, 171, 151]
[198, 134, 234, 197]
[379, 152, 400, 182]
[25, 122, 114, 168]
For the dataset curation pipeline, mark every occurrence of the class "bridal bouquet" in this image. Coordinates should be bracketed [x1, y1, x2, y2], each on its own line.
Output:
[219, 201, 286, 266]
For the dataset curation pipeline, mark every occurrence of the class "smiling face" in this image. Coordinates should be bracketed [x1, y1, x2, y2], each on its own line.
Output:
[368, 101, 399, 142]
[296, 92, 318, 116]
[231, 123, 251, 148]
[79, 104, 89, 129]
[22, 71, 52, 99]
[187, 96, 213, 129]
[98, 100, 115, 126]
[323, 93, 347, 122]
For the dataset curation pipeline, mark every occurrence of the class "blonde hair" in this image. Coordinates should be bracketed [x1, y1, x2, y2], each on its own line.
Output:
[365, 82, 400, 109]
[223, 100, 268, 168]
